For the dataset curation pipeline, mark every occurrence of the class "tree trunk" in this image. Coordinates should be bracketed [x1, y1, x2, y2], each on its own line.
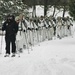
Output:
[44, 0, 48, 16]
[44, 5, 47, 16]
[53, 6, 56, 17]
[62, 6, 66, 18]
[32, 5, 36, 18]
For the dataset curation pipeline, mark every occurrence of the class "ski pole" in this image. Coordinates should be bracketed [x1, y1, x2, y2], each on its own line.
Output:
[23, 30, 30, 54]
[0, 31, 3, 54]
[16, 41, 20, 57]
[29, 30, 33, 51]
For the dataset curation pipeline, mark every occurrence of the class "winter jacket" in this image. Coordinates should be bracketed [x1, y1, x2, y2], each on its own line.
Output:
[2, 20, 18, 36]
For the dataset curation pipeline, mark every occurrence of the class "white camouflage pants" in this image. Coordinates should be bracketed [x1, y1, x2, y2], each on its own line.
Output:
[56, 26, 62, 38]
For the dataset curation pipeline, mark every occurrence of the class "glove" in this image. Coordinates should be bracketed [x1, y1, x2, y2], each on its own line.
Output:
[48, 25, 50, 28]
[71, 24, 73, 26]
[44, 24, 46, 27]
[28, 27, 31, 30]
[36, 28, 38, 30]
[23, 30, 26, 32]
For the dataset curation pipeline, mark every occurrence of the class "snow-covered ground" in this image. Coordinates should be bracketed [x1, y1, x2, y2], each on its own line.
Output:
[0, 29, 75, 75]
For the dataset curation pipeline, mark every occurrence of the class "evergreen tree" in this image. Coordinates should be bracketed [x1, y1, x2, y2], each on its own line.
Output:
[69, 0, 75, 20]
[0, 0, 29, 20]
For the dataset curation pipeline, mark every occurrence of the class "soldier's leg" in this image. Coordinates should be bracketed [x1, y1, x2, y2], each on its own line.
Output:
[51, 27, 53, 40]
[5, 36, 10, 54]
[61, 26, 64, 38]
[47, 28, 51, 40]
[27, 30, 30, 47]
[65, 26, 67, 37]
[31, 30, 34, 46]
[39, 28, 42, 42]
[41, 28, 43, 42]
[36, 30, 39, 43]
[46, 28, 48, 40]
[57, 27, 61, 39]
[59, 27, 62, 39]
[11, 36, 16, 54]
[42, 27, 46, 41]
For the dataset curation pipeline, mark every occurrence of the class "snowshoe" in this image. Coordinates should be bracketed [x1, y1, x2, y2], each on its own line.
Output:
[4, 54, 10, 57]
[11, 54, 15, 57]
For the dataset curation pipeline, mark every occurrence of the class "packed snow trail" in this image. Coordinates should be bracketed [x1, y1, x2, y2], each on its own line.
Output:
[0, 35, 75, 75]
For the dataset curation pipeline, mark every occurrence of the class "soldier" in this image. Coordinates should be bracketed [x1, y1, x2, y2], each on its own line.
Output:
[2, 14, 18, 57]
[27, 18, 35, 46]
[56, 16, 62, 39]
[44, 17, 50, 40]
[62, 17, 67, 37]
[66, 16, 73, 36]
[51, 16, 56, 38]
[38, 16, 45, 42]
[19, 14, 28, 50]
[15, 16, 24, 54]
[48, 16, 54, 40]
[33, 18, 39, 44]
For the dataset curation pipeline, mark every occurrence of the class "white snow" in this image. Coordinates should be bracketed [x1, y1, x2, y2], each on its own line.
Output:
[0, 30, 75, 75]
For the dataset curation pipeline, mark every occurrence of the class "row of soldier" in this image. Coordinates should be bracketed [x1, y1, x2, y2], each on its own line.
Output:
[15, 14, 73, 53]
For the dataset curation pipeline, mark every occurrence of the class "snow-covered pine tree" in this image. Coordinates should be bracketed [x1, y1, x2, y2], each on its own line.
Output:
[69, 0, 75, 20]
[0, 0, 29, 20]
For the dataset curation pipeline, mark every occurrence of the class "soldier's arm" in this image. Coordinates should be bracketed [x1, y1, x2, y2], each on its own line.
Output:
[2, 22, 6, 31]
[14, 21, 19, 34]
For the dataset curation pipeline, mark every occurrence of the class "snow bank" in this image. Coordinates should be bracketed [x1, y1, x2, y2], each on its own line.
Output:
[0, 32, 75, 75]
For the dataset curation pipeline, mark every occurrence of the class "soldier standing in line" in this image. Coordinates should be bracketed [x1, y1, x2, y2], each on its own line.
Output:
[2, 14, 18, 57]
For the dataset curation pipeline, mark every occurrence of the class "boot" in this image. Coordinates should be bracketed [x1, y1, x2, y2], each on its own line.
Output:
[4, 53, 10, 57]
[11, 53, 15, 57]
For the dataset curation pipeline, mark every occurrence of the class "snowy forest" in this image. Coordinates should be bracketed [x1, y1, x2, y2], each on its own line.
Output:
[0, 0, 75, 75]
[0, 0, 75, 19]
